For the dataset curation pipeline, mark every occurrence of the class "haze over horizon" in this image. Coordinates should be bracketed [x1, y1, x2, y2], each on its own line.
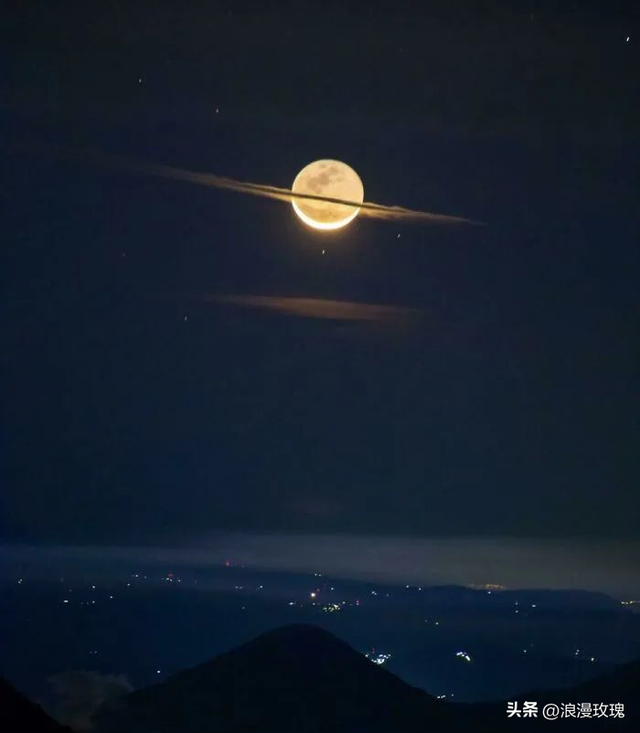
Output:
[2, 534, 639, 596]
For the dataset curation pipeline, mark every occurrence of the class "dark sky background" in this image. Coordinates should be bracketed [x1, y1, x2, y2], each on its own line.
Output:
[1, 1, 638, 548]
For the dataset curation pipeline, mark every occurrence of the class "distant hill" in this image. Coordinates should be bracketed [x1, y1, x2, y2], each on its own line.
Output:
[413, 585, 623, 611]
[0, 677, 72, 733]
[467, 657, 639, 731]
[563, 657, 640, 701]
[94, 623, 448, 732]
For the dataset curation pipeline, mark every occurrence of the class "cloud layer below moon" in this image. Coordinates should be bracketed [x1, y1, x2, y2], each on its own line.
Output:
[201, 294, 424, 323]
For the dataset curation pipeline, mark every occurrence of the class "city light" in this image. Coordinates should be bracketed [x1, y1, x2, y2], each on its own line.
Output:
[366, 650, 392, 666]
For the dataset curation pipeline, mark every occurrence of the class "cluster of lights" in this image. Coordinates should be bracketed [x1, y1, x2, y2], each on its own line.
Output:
[366, 651, 392, 666]
[469, 583, 506, 591]
[456, 651, 472, 663]
[322, 603, 344, 613]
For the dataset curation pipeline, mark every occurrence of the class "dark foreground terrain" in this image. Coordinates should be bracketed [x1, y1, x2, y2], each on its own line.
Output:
[3, 624, 635, 732]
[0, 678, 72, 733]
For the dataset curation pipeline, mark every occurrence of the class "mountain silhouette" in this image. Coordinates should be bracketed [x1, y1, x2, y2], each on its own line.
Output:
[0, 677, 73, 733]
[94, 623, 447, 732]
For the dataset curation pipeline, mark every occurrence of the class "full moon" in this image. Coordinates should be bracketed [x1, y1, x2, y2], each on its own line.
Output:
[291, 160, 364, 230]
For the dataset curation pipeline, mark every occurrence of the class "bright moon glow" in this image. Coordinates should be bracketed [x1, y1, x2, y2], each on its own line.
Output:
[291, 160, 364, 230]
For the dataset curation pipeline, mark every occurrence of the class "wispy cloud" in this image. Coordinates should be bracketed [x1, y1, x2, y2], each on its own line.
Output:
[47, 670, 133, 731]
[201, 294, 424, 323]
[57, 147, 481, 225]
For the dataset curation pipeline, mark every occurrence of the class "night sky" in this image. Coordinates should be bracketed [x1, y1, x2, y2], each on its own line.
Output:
[2, 1, 638, 553]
